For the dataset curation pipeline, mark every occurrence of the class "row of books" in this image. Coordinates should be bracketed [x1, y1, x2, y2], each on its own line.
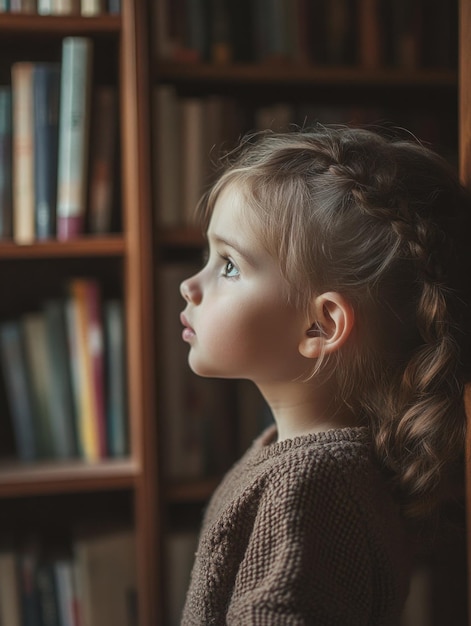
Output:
[0, 0, 120, 14]
[0, 37, 119, 243]
[154, 0, 456, 69]
[154, 84, 456, 229]
[0, 278, 127, 462]
[0, 527, 136, 626]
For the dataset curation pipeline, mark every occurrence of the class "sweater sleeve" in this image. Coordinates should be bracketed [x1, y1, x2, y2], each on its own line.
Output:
[225, 450, 378, 626]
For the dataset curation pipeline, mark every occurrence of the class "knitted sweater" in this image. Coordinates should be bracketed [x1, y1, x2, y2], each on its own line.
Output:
[182, 426, 411, 626]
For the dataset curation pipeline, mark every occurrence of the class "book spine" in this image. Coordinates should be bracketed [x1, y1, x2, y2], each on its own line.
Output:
[56, 38, 93, 241]
[36, 562, 61, 626]
[88, 86, 117, 234]
[104, 300, 127, 456]
[68, 279, 101, 461]
[21, 314, 56, 459]
[0, 322, 37, 461]
[154, 85, 182, 228]
[37, 0, 53, 12]
[54, 560, 78, 626]
[180, 97, 206, 227]
[33, 64, 60, 240]
[51, 0, 80, 13]
[0, 551, 22, 626]
[80, 0, 104, 15]
[85, 280, 107, 458]
[44, 299, 78, 458]
[10, 0, 37, 12]
[0, 87, 13, 239]
[107, 0, 120, 14]
[11, 62, 35, 245]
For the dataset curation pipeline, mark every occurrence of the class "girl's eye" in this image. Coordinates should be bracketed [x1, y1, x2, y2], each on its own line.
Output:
[222, 258, 239, 278]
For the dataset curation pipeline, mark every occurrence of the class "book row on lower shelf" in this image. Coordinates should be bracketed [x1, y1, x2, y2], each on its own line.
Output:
[0, 277, 127, 463]
[0, 37, 119, 244]
[0, 525, 136, 626]
[154, 84, 456, 229]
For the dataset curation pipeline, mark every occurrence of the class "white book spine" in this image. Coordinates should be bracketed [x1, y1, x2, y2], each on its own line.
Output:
[11, 63, 35, 244]
[56, 38, 93, 240]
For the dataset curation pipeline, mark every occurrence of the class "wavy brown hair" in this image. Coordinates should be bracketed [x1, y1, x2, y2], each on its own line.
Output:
[198, 127, 471, 518]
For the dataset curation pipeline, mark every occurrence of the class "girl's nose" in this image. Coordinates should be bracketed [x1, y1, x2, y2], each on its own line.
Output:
[180, 275, 202, 304]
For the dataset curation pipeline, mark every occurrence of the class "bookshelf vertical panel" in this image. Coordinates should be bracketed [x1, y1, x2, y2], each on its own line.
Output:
[121, 1, 161, 625]
[459, 1, 471, 621]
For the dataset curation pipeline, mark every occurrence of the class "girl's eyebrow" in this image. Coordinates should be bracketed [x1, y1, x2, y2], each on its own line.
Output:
[207, 232, 256, 266]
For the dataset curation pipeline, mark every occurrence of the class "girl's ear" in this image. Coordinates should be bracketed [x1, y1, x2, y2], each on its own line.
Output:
[299, 292, 354, 359]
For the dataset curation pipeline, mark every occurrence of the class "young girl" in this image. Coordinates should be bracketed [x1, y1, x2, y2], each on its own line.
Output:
[179, 126, 471, 625]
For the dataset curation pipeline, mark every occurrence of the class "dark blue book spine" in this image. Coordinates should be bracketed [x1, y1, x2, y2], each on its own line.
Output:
[33, 64, 60, 240]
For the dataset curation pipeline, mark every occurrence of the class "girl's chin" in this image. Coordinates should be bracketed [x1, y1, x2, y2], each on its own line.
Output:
[188, 357, 237, 380]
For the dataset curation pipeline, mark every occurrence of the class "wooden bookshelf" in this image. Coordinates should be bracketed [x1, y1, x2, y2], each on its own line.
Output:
[0, 2, 160, 625]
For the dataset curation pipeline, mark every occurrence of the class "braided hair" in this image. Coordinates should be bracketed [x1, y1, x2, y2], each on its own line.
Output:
[199, 126, 471, 518]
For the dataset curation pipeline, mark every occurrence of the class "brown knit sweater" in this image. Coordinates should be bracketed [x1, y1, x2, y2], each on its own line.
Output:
[182, 426, 410, 625]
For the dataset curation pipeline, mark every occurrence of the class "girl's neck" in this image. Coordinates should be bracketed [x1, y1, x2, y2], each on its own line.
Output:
[257, 380, 360, 442]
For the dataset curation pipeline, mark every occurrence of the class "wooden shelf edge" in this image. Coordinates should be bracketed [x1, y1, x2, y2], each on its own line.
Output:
[0, 13, 121, 34]
[0, 457, 140, 497]
[0, 236, 126, 259]
[155, 61, 458, 88]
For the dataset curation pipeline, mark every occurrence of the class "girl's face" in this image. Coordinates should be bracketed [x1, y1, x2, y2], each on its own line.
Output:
[180, 185, 311, 385]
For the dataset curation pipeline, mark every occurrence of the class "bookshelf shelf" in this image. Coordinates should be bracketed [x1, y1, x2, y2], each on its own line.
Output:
[0, 237, 126, 258]
[155, 61, 458, 89]
[0, 457, 138, 497]
[0, 14, 121, 35]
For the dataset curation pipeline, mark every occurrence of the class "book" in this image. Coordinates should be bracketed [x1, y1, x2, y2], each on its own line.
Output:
[11, 62, 35, 245]
[84, 280, 107, 458]
[80, 0, 104, 15]
[107, 0, 120, 14]
[104, 299, 128, 457]
[0, 550, 22, 626]
[88, 86, 118, 235]
[21, 313, 56, 458]
[153, 85, 182, 227]
[54, 559, 79, 626]
[10, 0, 37, 11]
[33, 63, 60, 240]
[0, 86, 13, 239]
[180, 97, 206, 227]
[0, 321, 37, 461]
[67, 279, 106, 461]
[36, 561, 61, 626]
[74, 527, 137, 626]
[18, 540, 42, 626]
[41, 0, 80, 13]
[357, 0, 382, 69]
[44, 299, 78, 458]
[56, 38, 93, 241]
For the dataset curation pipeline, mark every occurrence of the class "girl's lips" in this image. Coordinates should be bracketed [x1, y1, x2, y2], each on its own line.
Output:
[180, 312, 195, 341]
